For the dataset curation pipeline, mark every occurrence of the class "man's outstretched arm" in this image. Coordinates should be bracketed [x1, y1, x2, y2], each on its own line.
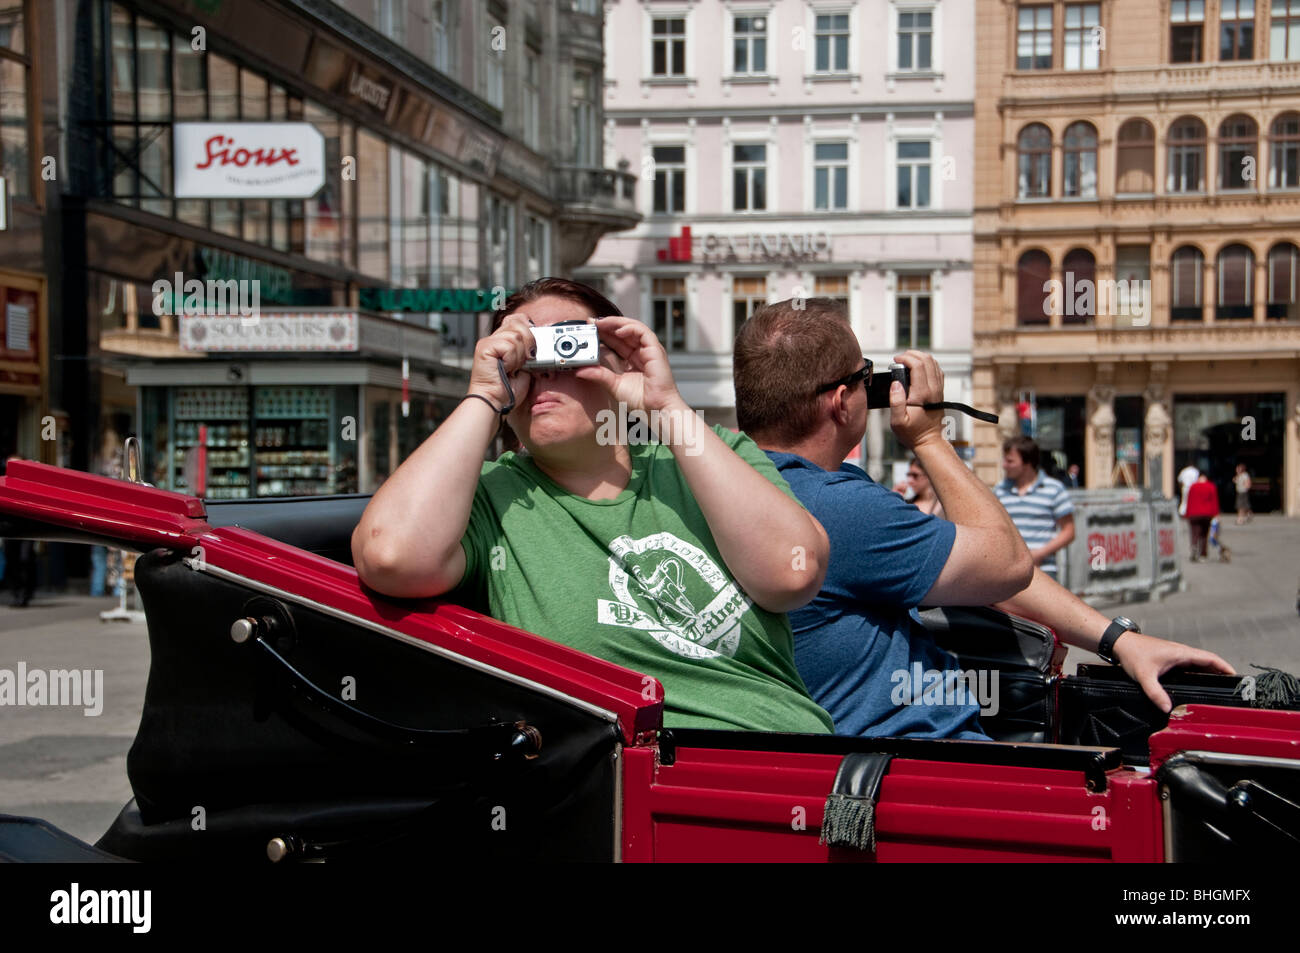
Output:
[992, 568, 1236, 712]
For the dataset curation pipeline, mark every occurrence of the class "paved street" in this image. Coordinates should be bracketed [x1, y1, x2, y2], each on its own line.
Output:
[0, 519, 1296, 846]
[1078, 514, 1300, 676]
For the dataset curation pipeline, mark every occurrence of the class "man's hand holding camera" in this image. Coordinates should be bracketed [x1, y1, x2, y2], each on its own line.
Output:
[888, 350, 948, 451]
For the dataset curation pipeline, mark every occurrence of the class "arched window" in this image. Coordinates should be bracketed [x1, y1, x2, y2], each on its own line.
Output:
[1063, 122, 1098, 197]
[1061, 248, 1096, 324]
[1167, 117, 1206, 192]
[1170, 246, 1205, 321]
[1116, 119, 1155, 193]
[1017, 124, 1052, 198]
[1269, 112, 1300, 189]
[1216, 244, 1255, 319]
[1267, 242, 1299, 320]
[1218, 115, 1258, 190]
[1017, 250, 1052, 324]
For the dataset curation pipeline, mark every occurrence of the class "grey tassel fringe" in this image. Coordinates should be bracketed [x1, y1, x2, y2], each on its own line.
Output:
[819, 794, 876, 852]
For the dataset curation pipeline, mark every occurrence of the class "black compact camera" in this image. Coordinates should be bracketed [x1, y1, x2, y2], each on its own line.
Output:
[866, 362, 911, 409]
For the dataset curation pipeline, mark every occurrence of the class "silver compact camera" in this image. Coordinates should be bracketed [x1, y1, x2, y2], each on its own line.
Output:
[523, 320, 600, 370]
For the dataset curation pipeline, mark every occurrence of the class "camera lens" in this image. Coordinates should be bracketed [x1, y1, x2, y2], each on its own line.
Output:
[555, 335, 578, 357]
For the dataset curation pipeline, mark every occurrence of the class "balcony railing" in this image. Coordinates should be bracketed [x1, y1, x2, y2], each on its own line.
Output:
[552, 164, 638, 216]
[1004, 59, 1300, 101]
[977, 320, 1300, 360]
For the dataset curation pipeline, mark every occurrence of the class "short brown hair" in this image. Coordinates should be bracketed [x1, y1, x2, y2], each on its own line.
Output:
[491, 277, 621, 331]
[1002, 435, 1041, 470]
[733, 297, 862, 444]
[489, 278, 622, 453]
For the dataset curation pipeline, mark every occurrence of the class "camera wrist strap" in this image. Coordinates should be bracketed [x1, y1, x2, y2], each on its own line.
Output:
[920, 401, 999, 425]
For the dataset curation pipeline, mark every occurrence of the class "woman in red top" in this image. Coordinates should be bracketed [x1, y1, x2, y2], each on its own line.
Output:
[1185, 473, 1219, 561]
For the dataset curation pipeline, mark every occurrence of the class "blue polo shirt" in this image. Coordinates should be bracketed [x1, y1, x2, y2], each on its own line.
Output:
[994, 471, 1074, 574]
[766, 451, 989, 739]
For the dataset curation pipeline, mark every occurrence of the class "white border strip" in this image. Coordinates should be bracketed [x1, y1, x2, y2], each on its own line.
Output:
[188, 558, 621, 726]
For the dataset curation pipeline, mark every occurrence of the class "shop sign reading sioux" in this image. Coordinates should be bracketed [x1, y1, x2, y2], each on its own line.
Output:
[174, 123, 326, 199]
[179, 313, 358, 352]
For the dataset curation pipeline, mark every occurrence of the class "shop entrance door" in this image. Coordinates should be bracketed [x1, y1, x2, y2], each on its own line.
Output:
[1173, 393, 1285, 513]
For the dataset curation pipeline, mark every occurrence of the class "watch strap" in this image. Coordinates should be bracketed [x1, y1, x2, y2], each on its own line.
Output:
[1097, 618, 1133, 664]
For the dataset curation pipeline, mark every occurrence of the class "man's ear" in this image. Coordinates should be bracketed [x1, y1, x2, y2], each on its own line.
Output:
[829, 387, 851, 425]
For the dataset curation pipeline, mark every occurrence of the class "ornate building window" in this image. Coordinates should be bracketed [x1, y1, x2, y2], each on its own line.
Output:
[1218, 114, 1258, 190]
[1116, 119, 1155, 193]
[1061, 248, 1096, 324]
[1167, 117, 1206, 192]
[1017, 123, 1052, 198]
[1267, 242, 1299, 319]
[1063, 121, 1098, 197]
[1170, 246, 1205, 321]
[1269, 111, 1300, 187]
[1216, 244, 1254, 319]
[1017, 250, 1052, 325]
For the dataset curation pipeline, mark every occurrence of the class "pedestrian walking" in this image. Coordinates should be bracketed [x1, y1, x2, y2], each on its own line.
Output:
[1233, 463, 1253, 525]
[1186, 472, 1219, 562]
[1209, 516, 1231, 563]
[1177, 462, 1200, 517]
[994, 436, 1075, 583]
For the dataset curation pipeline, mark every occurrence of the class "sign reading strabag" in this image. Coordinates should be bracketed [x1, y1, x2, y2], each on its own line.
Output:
[174, 122, 326, 199]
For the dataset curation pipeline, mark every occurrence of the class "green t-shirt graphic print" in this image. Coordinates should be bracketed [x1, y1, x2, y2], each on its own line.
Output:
[453, 426, 833, 734]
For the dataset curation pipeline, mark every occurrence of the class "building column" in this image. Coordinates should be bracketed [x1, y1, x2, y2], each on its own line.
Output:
[995, 363, 1019, 443]
[1144, 362, 1173, 498]
[1151, 255, 1170, 327]
[1202, 255, 1216, 325]
[1086, 365, 1116, 488]
[866, 408, 885, 482]
[1254, 255, 1268, 323]
[1289, 383, 1300, 516]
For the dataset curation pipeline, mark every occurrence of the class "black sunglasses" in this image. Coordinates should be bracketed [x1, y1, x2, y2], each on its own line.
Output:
[816, 358, 873, 394]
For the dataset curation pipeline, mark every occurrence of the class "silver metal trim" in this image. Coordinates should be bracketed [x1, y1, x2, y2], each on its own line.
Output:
[1167, 750, 1300, 770]
[123, 436, 153, 486]
[190, 558, 621, 726]
[1159, 749, 1300, 862]
[1161, 788, 1175, 863]
[612, 744, 623, 863]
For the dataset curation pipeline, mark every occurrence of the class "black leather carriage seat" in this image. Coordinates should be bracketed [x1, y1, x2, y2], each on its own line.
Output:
[0, 815, 127, 862]
[203, 494, 372, 566]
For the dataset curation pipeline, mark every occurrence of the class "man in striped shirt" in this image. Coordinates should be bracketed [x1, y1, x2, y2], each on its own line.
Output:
[994, 436, 1075, 582]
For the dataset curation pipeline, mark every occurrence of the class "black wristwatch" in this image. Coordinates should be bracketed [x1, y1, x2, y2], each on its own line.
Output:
[1097, 616, 1138, 664]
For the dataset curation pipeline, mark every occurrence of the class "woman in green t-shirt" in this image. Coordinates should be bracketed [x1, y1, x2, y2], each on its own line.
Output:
[352, 278, 833, 733]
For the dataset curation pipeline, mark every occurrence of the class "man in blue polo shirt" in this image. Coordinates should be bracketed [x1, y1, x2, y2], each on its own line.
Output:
[994, 436, 1075, 582]
[733, 298, 1235, 738]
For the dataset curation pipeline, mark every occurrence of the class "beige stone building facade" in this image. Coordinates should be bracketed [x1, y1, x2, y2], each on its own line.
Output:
[974, 0, 1300, 514]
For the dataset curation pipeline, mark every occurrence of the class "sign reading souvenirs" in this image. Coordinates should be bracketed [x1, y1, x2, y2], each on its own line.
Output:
[360, 288, 507, 313]
[179, 313, 358, 352]
[657, 226, 832, 263]
[174, 123, 326, 199]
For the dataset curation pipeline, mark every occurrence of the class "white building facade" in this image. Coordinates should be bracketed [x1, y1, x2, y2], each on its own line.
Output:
[579, 0, 975, 478]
